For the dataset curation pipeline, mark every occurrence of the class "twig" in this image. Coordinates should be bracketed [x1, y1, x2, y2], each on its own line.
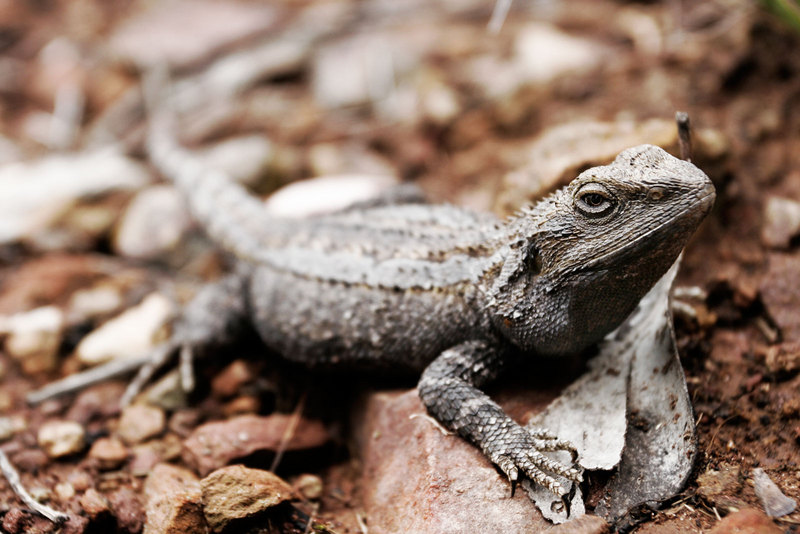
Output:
[0, 449, 69, 524]
[488, 0, 513, 34]
[269, 393, 307, 473]
[26, 355, 151, 405]
[355, 511, 369, 534]
[675, 111, 692, 162]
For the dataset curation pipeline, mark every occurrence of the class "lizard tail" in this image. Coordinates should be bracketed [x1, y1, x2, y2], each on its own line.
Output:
[142, 69, 281, 262]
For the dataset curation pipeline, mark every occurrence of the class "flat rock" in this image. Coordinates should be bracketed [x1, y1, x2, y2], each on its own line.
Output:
[200, 465, 295, 532]
[87, 437, 129, 470]
[117, 404, 166, 445]
[0, 149, 150, 245]
[76, 293, 174, 366]
[108, 0, 280, 70]
[143, 463, 207, 534]
[708, 508, 783, 534]
[182, 413, 329, 476]
[355, 389, 553, 533]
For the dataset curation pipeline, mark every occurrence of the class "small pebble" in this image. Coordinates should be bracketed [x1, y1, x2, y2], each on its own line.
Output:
[117, 404, 166, 445]
[79, 488, 110, 519]
[88, 437, 129, 470]
[38, 420, 86, 458]
[2, 306, 64, 374]
[54, 481, 76, 501]
[294, 473, 324, 500]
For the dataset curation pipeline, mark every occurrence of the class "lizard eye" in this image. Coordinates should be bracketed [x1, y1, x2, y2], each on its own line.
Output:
[575, 184, 616, 218]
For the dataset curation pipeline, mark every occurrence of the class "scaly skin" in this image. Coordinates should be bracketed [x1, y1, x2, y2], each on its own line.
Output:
[140, 117, 715, 497]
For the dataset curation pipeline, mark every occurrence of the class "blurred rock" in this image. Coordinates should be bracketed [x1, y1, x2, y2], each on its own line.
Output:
[182, 414, 329, 476]
[108, 0, 281, 70]
[210, 360, 254, 399]
[88, 437, 129, 470]
[764, 342, 800, 374]
[76, 293, 174, 366]
[0, 305, 64, 375]
[760, 254, 800, 343]
[197, 135, 274, 187]
[708, 507, 782, 534]
[68, 284, 125, 324]
[107, 488, 144, 534]
[66, 382, 126, 424]
[200, 465, 295, 532]
[356, 390, 548, 533]
[293, 473, 323, 501]
[761, 197, 800, 249]
[117, 404, 166, 445]
[752, 468, 796, 518]
[144, 463, 207, 534]
[38, 420, 86, 458]
[0, 149, 150, 245]
[79, 488, 110, 520]
[113, 185, 192, 260]
[0, 416, 25, 442]
[264, 174, 401, 219]
[307, 143, 397, 178]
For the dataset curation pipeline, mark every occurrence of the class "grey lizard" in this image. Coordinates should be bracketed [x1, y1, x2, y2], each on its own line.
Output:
[44, 103, 716, 499]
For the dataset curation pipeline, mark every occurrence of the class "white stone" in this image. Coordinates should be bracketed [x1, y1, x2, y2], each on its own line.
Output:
[77, 293, 174, 366]
[0, 148, 150, 244]
[197, 135, 273, 187]
[114, 185, 192, 260]
[38, 420, 86, 458]
[1, 306, 64, 371]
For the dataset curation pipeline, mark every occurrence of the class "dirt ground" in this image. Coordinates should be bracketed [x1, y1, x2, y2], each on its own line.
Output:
[0, 0, 799, 533]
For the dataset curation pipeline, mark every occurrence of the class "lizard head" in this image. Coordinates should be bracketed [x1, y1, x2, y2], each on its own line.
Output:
[487, 144, 715, 355]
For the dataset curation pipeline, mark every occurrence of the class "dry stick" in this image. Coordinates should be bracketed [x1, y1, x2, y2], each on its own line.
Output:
[26, 355, 151, 405]
[0, 449, 69, 524]
[675, 111, 693, 162]
[488, 0, 512, 34]
[269, 393, 307, 473]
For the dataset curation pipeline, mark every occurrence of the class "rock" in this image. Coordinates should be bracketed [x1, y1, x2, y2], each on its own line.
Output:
[107, 488, 144, 534]
[182, 413, 329, 476]
[143, 463, 207, 534]
[0, 305, 64, 375]
[76, 293, 174, 366]
[752, 468, 797, 518]
[129, 444, 162, 477]
[66, 382, 126, 424]
[68, 284, 125, 323]
[108, 0, 280, 70]
[88, 437, 129, 470]
[760, 254, 800, 343]
[113, 186, 192, 260]
[356, 390, 550, 533]
[37, 420, 86, 458]
[263, 174, 400, 219]
[11, 449, 48, 472]
[708, 507, 783, 534]
[761, 196, 800, 249]
[54, 481, 76, 501]
[0, 416, 25, 442]
[210, 360, 254, 398]
[0, 149, 150, 245]
[200, 465, 295, 532]
[197, 135, 274, 187]
[79, 488, 110, 519]
[293, 473, 323, 501]
[764, 342, 800, 374]
[696, 463, 747, 512]
[117, 404, 166, 445]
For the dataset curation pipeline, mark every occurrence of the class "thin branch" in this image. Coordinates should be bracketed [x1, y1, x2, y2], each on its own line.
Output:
[0, 449, 69, 524]
[675, 111, 692, 162]
[488, 0, 513, 34]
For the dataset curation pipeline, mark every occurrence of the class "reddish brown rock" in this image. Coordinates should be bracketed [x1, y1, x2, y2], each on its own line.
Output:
[708, 508, 783, 534]
[143, 463, 208, 534]
[117, 404, 166, 445]
[356, 389, 551, 533]
[66, 382, 126, 424]
[182, 414, 329, 476]
[200, 465, 296, 533]
[79, 488, 110, 519]
[548, 514, 609, 534]
[210, 360, 254, 398]
[87, 436, 129, 470]
[108, 488, 144, 534]
[760, 254, 800, 343]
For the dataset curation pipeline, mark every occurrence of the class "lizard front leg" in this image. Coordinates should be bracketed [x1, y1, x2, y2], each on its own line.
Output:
[418, 340, 582, 497]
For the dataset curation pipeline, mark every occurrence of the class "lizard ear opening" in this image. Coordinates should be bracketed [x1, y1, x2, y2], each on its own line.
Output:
[525, 242, 542, 275]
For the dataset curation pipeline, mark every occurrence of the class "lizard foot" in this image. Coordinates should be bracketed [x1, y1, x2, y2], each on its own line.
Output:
[489, 424, 582, 498]
[120, 339, 195, 406]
